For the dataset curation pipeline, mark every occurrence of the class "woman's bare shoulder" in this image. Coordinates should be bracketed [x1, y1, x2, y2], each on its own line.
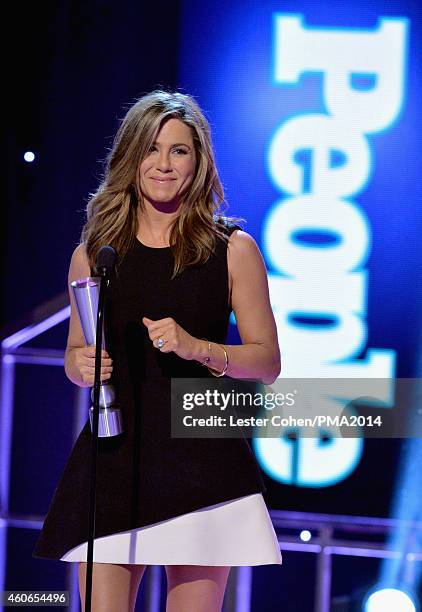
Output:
[69, 242, 90, 278]
[228, 229, 261, 257]
[227, 229, 267, 287]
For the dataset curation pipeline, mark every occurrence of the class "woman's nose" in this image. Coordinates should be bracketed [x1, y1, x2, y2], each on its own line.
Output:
[156, 150, 171, 171]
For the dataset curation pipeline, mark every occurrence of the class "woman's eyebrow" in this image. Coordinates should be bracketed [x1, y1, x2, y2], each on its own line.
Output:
[153, 141, 191, 149]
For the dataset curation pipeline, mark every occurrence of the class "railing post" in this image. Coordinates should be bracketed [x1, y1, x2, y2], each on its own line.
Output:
[0, 351, 16, 594]
[315, 527, 333, 612]
[223, 566, 253, 612]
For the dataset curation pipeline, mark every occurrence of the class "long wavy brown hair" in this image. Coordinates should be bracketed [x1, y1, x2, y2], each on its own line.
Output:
[81, 90, 243, 278]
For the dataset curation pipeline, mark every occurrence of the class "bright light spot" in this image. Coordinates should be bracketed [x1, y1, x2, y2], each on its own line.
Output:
[364, 588, 416, 612]
[24, 151, 35, 163]
[300, 529, 311, 542]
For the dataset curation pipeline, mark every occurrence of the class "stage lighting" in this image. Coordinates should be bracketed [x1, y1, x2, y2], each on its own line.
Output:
[363, 587, 418, 612]
[300, 529, 311, 542]
[23, 151, 35, 162]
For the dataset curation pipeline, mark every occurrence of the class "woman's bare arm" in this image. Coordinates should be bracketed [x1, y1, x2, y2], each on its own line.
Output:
[194, 230, 281, 385]
[64, 243, 112, 387]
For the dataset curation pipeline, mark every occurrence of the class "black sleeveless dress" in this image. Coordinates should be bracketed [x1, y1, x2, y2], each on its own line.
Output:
[32, 223, 266, 560]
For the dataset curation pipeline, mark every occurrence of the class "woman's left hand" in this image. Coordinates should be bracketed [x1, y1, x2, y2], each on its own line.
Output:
[142, 316, 199, 361]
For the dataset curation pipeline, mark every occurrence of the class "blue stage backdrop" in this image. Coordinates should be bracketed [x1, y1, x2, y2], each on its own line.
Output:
[179, 0, 422, 513]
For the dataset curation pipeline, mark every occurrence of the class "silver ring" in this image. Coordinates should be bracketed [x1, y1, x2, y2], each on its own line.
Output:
[157, 337, 165, 348]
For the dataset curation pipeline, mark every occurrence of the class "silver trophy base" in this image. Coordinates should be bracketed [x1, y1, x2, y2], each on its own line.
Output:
[89, 406, 124, 437]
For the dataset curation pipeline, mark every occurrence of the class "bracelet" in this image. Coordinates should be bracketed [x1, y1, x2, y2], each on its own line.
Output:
[199, 339, 229, 377]
[200, 339, 211, 367]
[207, 344, 229, 378]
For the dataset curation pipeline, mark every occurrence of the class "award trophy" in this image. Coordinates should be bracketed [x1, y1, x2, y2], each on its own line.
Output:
[71, 277, 123, 437]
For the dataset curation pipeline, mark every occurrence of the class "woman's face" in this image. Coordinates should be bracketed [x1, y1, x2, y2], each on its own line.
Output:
[138, 118, 197, 211]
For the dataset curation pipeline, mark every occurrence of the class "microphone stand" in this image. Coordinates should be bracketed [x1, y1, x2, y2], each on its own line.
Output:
[85, 266, 108, 612]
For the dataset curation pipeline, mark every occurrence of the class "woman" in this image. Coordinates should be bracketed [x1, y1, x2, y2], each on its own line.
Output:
[33, 90, 282, 611]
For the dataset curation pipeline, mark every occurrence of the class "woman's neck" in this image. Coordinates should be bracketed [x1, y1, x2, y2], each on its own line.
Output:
[137, 204, 179, 246]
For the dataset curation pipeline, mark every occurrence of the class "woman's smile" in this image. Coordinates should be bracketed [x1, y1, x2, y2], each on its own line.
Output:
[150, 177, 176, 183]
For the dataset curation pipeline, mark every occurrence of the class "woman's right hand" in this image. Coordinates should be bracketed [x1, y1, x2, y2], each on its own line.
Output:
[67, 346, 113, 387]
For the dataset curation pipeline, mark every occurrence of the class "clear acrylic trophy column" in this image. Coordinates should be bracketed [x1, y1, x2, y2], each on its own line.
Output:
[71, 277, 123, 437]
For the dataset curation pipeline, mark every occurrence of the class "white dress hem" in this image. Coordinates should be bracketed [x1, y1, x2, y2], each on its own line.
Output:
[60, 493, 282, 566]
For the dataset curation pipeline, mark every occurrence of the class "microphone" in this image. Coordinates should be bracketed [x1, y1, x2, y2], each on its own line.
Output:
[95, 245, 116, 276]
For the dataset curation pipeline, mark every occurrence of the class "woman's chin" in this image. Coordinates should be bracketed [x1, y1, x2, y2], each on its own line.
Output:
[143, 196, 180, 212]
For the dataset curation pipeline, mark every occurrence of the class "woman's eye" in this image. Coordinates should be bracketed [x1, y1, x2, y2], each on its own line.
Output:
[146, 146, 188, 155]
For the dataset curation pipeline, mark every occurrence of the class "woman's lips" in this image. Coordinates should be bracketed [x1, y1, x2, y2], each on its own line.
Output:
[151, 177, 176, 183]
